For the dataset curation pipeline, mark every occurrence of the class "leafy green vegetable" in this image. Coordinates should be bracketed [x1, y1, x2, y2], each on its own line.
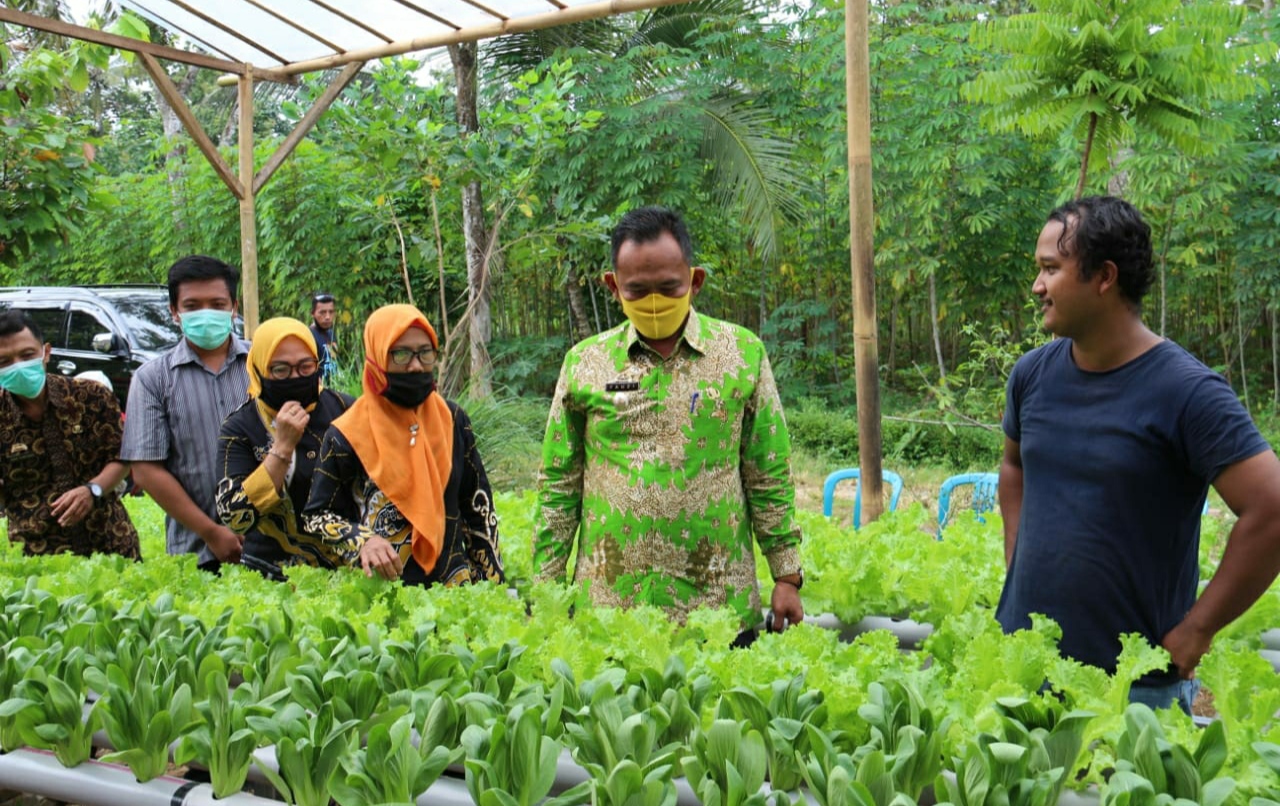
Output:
[249, 701, 358, 806]
[331, 713, 462, 806]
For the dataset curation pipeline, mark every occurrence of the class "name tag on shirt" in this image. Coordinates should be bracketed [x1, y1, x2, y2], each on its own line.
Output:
[605, 381, 640, 392]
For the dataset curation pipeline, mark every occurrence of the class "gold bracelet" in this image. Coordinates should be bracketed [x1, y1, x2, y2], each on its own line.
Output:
[267, 448, 291, 463]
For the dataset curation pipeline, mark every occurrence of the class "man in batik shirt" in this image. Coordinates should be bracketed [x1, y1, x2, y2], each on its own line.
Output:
[534, 206, 803, 643]
[0, 310, 139, 558]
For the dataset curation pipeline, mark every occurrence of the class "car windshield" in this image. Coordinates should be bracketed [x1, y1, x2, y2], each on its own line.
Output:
[96, 291, 182, 352]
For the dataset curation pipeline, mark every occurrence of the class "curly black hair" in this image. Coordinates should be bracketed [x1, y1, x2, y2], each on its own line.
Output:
[1047, 196, 1154, 307]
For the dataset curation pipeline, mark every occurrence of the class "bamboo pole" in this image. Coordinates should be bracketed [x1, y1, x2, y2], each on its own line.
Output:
[845, 0, 884, 523]
[238, 68, 260, 337]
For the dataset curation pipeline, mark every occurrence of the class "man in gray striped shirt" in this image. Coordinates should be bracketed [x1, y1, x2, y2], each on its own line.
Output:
[122, 256, 251, 571]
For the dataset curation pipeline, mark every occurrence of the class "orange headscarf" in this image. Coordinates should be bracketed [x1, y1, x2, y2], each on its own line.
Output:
[332, 304, 454, 573]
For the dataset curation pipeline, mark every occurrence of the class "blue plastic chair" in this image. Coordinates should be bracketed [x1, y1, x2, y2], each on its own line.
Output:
[822, 469, 904, 529]
[937, 472, 999, 536]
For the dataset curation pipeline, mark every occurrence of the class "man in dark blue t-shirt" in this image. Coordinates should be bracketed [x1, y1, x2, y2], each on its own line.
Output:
[998, 195, 1280, 713]
[309, 292, 338, 383]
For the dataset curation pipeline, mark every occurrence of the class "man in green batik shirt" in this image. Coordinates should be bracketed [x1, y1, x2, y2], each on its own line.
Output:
[534, 206, 804, 644]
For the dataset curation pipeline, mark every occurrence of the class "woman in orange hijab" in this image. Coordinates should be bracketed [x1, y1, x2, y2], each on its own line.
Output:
[302, 304, 503, 586]
[216, 317, 356, 577]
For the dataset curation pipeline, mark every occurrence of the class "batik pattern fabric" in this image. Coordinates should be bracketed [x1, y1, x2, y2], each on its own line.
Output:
[216, 388, 355, 569]
[302, 399, 504, 587]
[0, 375, 139, 558]
[534, 309, 801, 628]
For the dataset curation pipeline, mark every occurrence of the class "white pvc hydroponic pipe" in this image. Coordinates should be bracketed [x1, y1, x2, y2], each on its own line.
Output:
[0, 747, 280, 806]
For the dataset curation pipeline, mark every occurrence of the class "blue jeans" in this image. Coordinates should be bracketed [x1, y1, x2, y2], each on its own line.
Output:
[1129, 678, 1200, 715]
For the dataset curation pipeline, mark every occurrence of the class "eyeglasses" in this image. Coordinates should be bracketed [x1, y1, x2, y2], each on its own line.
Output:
[266, 359, 320, 380]
[313, 294, 334, 304]
[388, 346, 437, 367]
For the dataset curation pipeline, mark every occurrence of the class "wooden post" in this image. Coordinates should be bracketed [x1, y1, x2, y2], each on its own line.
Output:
[238, 67, 260, 337]
[846, 0, 885, 523]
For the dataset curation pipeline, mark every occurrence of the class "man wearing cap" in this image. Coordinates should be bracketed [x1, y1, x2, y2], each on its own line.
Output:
[0, 309, 139, 558]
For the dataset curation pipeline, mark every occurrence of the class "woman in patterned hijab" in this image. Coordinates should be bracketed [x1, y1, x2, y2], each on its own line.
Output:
[216, 317, 354, 576]
[301, 304, 504, 587]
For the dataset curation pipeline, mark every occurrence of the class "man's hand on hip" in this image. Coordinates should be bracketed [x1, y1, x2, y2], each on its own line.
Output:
[1162, 618, 1214, 680]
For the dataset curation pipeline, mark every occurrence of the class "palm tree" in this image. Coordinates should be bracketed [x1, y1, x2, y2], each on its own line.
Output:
[483, 0, 805, 329]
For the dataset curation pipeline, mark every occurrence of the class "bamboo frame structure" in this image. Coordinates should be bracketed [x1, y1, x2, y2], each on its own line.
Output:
[2, 0, 886, 496]
[846, 0, 884, 522]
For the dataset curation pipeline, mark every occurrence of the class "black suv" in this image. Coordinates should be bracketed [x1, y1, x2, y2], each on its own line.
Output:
[0, 285, 185, 407]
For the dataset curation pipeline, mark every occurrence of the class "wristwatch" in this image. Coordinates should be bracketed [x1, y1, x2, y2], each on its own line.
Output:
[775, 568, 804, 591]
[85, 482, 103, 505]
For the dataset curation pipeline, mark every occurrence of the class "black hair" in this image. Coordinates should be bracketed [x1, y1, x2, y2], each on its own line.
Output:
[166, 255, 239, 307]
[610, 206, 694, 268]
[1047, 196, 1154, 306]
[311, 291, 335, 313]
[0, 309, 42, 343]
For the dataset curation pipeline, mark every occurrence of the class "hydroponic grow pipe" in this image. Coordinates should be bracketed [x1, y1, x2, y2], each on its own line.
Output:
[0, 747, 280, 806]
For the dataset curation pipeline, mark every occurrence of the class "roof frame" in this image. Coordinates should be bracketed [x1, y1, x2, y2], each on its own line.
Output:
[1, 0, 888, 523]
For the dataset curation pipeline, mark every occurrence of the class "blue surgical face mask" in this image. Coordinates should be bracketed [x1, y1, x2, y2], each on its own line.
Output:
[0, 357, 47, 399]
[180, 309, 234, 350]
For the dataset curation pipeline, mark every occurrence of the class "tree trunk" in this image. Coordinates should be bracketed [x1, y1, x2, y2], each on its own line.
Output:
[450, 42, 493, 399]
[887, 293, 898, 375]
[929, 271, 946, 379]
[1075, 111, 1098, 199]
[1157, 205, 1176, 336]
[587, 272, 602, 333]
[1106, 146, 1132, 197]
[1237, 296, 1250, 412]
[565, 257, 594, 341]
[429, 186, 449, 336]
[219, 93, 239, 147]
[1272, 305, 1278, 413]
[155, 64, 199, 236]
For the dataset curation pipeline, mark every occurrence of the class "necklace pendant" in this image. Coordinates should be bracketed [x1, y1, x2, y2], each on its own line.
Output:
[409, 423, 419, 447]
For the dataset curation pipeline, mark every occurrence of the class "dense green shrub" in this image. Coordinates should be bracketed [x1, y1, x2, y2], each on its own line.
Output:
[786, 401, 1001, 471]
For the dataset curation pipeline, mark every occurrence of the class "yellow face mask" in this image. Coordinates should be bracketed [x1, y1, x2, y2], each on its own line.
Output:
[618, 281, 693, 340]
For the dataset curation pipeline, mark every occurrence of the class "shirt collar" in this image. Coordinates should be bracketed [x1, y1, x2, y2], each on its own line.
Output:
[624, 307, 706, 357]
[172, 335, 250, 369]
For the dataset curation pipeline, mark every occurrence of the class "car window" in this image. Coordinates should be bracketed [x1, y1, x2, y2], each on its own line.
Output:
[103, 295, 182, 352]
[0, 304, 68, 347]
[67, 310, 116, 352]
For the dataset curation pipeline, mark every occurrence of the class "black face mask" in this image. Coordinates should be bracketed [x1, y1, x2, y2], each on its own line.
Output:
[259, 374, 321, 411]
[383, 371, 435, 409]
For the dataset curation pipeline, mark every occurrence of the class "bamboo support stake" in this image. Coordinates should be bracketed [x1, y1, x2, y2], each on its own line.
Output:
[238, 68, 260, 337]
[845, 0, 885, 523]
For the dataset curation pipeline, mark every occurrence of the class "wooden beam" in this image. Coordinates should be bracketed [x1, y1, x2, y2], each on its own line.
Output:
[253, 0, 695, 81]
[138, 52, 244, 200]
[253, 61, 365, 196]
[0, 6, 244, 74]
[238, 70, 261, 337]
[845, 0, 885, 523]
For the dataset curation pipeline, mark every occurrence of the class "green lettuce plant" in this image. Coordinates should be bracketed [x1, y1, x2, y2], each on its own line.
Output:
[1101, 704, 1234, 806]
[461, 703, 590, 806]
[86, 654, 199, 782]
[174, 664, 283, 798]
[0, 644, 98, 766]
[249, 701, 359, 806]
[682, 718, 790, 806]
[331, 713, 462, 806]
